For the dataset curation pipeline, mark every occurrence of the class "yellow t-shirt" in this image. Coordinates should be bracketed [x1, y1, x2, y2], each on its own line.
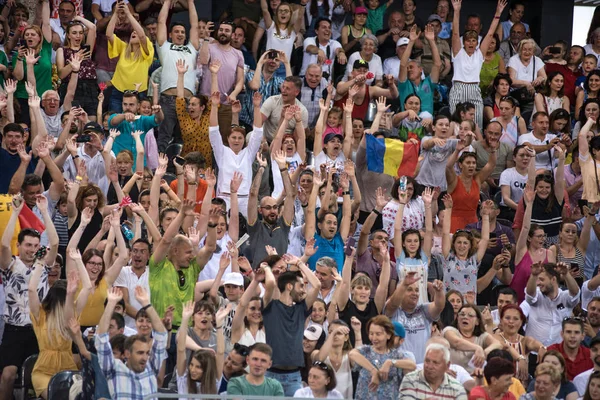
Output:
[580, 154, 600, 203]
[108, 36, 154, 92]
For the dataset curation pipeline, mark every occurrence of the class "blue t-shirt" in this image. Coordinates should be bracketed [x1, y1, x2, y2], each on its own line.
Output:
[0, 147, 36, 193]
[308, 232, 345, 271]
[398, 76, 436, 115]
[107, 114, 159, 167]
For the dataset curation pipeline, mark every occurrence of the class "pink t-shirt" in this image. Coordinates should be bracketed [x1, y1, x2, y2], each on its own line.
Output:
[199, 44, 244, 104]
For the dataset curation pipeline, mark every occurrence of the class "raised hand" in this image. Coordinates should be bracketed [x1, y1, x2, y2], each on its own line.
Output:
[211, 91, 220, 106]
[209, 60, 221, 75]
[219, 251, 231, 271]
[231, 100, 242, 114]
[69, 52, 82, 72]
[184, 164, 197, 183]
[182, 300, 194, 321]
[495, 0, 508, 14]
[256, 152, 268, 168]
[81, 207, 93, 225]
[176, 58, 188, 75]
[523, 183, 535, 205]
[66, 270, 80, 296]
[68, 317, 81, 337]
[403, 271, 421, 286]
[216, 303, 233, 325]
[344, 97, 355, 115]
[422, 187, 433, 206]
[451, 0, 462, 11]
[252, 92, 262, 108]
[344, 160, 355, 177]
[134, 286, 150, 306]
[16, 144, 31, 163]
[28, 94, 40, 108]
[273, 149, 287, 169]
[376, 96, 389, 113]
[348, 84, 359, 99]
[319, 98, 328, 112]
[25, 48, 39, 65]
[409, 25, 419, 42]
[204, 168, 216, 187]
[107, 286, 123, 303]
[530, 261, 543, 276]
[304, 237, 318, 258]
[442, 194, 453, 209]
[284, 104, 295, 121]
[480, 199, 494, 216]
[375, 187, 388, 210]
[35, 194, 48, 213]
[230, 171, 243, 193]
[424, 23, 435, 41]
[11, 194, 24, 214]
[4, 79, 16, 94]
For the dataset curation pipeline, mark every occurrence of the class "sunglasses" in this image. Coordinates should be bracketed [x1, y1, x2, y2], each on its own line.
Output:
[455, 229, 473, 238]
[124, 90, 139, 95]
[231, 124, 246, 132]
[313, 361, 329, 371]
[177, 269, 186, 288]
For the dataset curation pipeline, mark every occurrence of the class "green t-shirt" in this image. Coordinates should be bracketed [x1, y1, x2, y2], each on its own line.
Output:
[149, 255, 202, 327]
[12, 39, 53, 99]
[227, 376, 284, 396]
[0, 50, 8, 88]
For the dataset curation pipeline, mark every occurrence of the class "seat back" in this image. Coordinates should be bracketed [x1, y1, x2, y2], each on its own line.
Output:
[48, 371, 80, 400]
[21, 354, 38, 399]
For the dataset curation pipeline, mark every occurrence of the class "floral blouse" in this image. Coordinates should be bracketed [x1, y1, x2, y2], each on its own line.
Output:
[1, 257, 49, 326]
[382, 197, 425, 241]
[443, 252, 479, 300]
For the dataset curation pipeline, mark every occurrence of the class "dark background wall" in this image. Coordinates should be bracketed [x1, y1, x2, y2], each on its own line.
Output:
[173, 0, 577, 47]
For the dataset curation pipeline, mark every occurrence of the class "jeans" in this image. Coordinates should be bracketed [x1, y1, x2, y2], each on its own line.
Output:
[265, 370, 302, 397]
[109, 87, 124, 114]
[157, 95, 179, 153]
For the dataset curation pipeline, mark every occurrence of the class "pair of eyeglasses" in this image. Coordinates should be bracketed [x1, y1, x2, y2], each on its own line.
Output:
[87, 261, 103, 267]
[177, 269, 186, 288]
[261, 205, 278, 211]
[234, 343, 250, 357]
[231, 124, 246, 132]
[313, 361, 330, 371]
[143, 175, 153, 181]
[458, 312, 477, 318]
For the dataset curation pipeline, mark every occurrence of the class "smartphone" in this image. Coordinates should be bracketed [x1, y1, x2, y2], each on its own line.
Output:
[267, 50, 278, 59]
[489, 232, 497, 239]
[76, 134, 91, 143]
[548, 46, 561, 55]
[81, 44, 91, 53]
[578, 199, 589, 215]
[71, 100, 81, 109]
[345, 237, 356, 256]
[18, 38, 26, 47]
[174, 155, 186, 165]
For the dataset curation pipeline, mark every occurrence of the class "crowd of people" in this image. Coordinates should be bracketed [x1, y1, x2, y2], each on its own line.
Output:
[1, 0, 600, 399]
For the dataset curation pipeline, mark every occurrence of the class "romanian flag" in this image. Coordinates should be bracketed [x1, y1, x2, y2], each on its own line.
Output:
[365, 134, 420, 178]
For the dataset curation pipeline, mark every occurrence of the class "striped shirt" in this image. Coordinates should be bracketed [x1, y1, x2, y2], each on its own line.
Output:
[95, 331, 168, 400]
[399, 370, 467, 400]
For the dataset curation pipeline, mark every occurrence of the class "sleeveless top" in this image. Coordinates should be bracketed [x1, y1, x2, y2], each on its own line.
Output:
[68, 208, 103, 252]
[449, 177, 480, 232]
[531, 95, 564, 124]
[530, 196, 563, 246]
[334, 85, 370, 120]
[237, 327, 266, 347]
[556, 246, 585, 280]
[62, 47, 97, 82]
[345, 24, 366, 55]
[325, 352, 352, 400]
[498, 333, 526, 376]
[511, 250, 550, 303]
[480, 53, 501, 97]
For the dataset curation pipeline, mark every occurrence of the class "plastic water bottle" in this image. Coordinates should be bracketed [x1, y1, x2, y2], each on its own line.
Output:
[399, 176, 407, 192]
[121, 224, 134, 241]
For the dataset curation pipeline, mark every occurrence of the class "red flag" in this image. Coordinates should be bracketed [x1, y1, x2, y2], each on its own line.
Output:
[19, 205, 45, 233]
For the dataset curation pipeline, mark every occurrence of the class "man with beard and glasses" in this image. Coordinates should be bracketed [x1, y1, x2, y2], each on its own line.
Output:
[246, 150, 295, 267]
[114, 238, 152, 330]
[545, 45, 585, 106]
[526, 262, 580, 347]
[261, 258, 321, 396]
[155, 0, 200, 153]
[574, 336, 600, 396]
[199, 21, 245, 142]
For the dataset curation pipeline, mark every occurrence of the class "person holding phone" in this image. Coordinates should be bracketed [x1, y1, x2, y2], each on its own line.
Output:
[56, 16, 98, 120]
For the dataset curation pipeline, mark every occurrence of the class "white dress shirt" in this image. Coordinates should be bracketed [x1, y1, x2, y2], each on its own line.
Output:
[525, 287, 580, 346]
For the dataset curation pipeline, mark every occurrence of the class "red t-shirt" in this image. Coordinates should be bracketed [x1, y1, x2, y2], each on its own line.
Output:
[548, 341, 593, 380]
[169, 179, 210, 213]
[468, 386, 516, 400]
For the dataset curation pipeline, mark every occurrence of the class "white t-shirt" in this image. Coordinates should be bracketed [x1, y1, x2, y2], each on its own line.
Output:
[582, 280, 600, 310]
[197, 233, 233, 282]
[517, 131, 557, 170]
[383, 56, 401, 79]
[390, 303, 436, 364]
[93, 0, 129, 14]
[507, 55, 545, 83]
[300, 37, 342, 79]
[344, 51, 383, 85]
[293, 387, 344, 398]
[499, 167, 528, 206]
[452, 48, 484, 83]
[265, 22, 296, 60]
[113, 266, 150, 329]
[314, 151, 346, 171]
[158, 42, 198, 93]
[272, 152, 303, 199]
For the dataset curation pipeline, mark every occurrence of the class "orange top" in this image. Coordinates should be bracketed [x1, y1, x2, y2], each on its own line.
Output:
[170, 179, 210, 213]
[450, 177, 480, 232]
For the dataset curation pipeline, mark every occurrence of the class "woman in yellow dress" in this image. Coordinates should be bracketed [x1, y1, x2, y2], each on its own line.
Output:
[29, 246, 92, 399]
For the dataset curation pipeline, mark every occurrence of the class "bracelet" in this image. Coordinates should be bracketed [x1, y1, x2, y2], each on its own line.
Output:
[177, 172, 183, 176]
[187, 181, 197, 186]
[75, 175, 83, 181]
[342, 191, 350, 196]
[301, 203, 308, 208]
[208, 223, 217, 228]
[494, 16, 500, 19]
[230, 191, 237, 194]
[280, 167, 288, 172]
[71, 70, 79, 73]
[140, 304, 152, 312]
[372, 208, 381, 216]
[73, 155, 79, 159]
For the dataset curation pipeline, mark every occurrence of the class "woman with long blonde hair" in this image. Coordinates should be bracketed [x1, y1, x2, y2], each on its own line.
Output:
[28, 194, 92, 399]
[107, 0, 154, 112]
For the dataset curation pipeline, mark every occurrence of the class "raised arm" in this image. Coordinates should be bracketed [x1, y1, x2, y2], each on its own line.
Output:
[27, 257, 46, 319]
[450, 0, 462, 56]
[338, 173, 352, 241]
[177, 301, 194, 377]
[66, 248, 93, 318]
[358, 187, 387, 256]
[273, 150, 296, 225]
[0, 197, 24, 270]
[156, 0, 170, 46]
[477, 201, 492, 262]
[187, 0, 199, 50]
[247, 153, 266, 226]
[98, 287, 123, 335]
[374, 242, 391, 313]
[553, 145, 565, 204]
[441, 194, 453, 258]
[304, 171, 322, 241]
[103, 211, 129, 286]
[260, 0, 273, 31]
[335, 246, 353, 312]
[480, 0, 507, 55]
[41, 0, 52, 43]
[399, 26, 417, 82]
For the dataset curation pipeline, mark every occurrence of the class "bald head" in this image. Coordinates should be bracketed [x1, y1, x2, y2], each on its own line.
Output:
[259, 196, 279, 224]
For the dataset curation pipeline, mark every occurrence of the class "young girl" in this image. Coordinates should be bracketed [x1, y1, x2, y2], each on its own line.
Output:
[307, 298, 329, 333]
[392, 187, 434, 304]
[313, 98, 352, 168]
[416, 114, 457, 191]
[492, 96, 527, 147]
[177, 300, 226, 396]
[450, 102, 482, 140]
[341, 7, 371, 55]
[392, 94, 433, 142]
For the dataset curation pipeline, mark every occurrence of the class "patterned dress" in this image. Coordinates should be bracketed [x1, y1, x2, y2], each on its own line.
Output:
[443, 252, 479, 300]
[353, 345, 407, 399]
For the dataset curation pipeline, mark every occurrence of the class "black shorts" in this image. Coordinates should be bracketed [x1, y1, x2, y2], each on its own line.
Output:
[0, 324, 39, 371]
